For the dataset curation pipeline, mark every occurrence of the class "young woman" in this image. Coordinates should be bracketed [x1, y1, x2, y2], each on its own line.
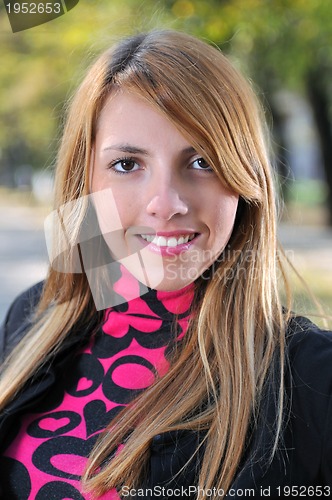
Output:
[1, 30, 332, 500]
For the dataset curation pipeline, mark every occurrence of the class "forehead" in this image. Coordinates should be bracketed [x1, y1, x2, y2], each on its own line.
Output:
[95, 90, 192, 151]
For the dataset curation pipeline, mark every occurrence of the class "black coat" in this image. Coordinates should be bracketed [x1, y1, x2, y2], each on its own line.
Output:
[1, 283, 332, 499]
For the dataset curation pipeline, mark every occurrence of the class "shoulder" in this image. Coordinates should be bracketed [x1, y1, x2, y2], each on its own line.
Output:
[282, 316, 332, 480]
[0, 281, 44, 362]
[286, 315, 332, 393]
[284, 315, 332, 447]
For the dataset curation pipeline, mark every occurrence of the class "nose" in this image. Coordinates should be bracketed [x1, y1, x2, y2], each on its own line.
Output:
[146, 177, 189, 220]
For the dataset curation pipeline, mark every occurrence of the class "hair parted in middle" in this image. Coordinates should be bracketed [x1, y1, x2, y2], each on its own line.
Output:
[0, 30, 292, 498]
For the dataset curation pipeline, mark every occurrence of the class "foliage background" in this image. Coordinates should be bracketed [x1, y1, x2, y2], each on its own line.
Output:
[0, 0, 331, 323]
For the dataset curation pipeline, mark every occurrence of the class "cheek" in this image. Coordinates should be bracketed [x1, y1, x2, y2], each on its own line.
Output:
[90, 173, 133, 228]
[210, 196, 239, 239]
[90, 167, 106, 194]
[110, 189, 138, 227]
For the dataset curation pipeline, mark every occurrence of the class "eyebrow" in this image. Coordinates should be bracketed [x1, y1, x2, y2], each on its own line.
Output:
[102, 144, 197, 156]
[102, 144, 150, 155]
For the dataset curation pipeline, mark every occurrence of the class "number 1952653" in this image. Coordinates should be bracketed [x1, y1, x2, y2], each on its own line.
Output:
[6, 3, 62, 14]
[277, 486, 331, 497]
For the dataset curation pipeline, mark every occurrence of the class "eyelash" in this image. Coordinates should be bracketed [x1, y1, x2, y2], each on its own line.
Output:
[191, 158, 213, 171]
[108, 156, 139, 175]
[108, 156, 213, 175]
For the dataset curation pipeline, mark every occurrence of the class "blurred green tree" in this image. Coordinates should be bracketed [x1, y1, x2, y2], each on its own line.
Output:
[0, 0, 162, 182]
[164, 0, 332, 223]
[0, 0, 331, 224]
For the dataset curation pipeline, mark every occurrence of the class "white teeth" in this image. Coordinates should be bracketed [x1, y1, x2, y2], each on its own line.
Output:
[140, 234, 196, 247]
[167, 237, 177, 247]
[142, 234, 154, 243]
[157, 236, 167, 247]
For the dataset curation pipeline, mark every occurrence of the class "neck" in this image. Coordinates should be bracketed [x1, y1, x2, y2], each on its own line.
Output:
[108, 264, 194, 315]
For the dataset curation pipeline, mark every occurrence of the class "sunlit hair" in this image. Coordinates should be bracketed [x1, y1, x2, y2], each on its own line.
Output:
[0, 30, 293, 497]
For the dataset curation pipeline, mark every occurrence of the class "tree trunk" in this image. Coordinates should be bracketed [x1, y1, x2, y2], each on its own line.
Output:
[306, 68, 332, 226]
[268, 98, 292, 205]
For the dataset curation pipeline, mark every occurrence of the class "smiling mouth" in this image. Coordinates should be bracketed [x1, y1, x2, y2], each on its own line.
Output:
[140, 233, 196, 248]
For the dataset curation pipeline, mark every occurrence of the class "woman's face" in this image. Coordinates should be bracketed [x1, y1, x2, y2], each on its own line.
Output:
[90, 90, 239, 291]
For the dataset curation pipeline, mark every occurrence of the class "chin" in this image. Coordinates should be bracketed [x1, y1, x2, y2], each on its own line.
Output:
[152, 280, 189, 292]
[148, 270, 201, 292]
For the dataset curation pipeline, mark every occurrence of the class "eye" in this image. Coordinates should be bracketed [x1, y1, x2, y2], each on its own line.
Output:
[191, 157, 212, 171]
[109, 157, 140, 174]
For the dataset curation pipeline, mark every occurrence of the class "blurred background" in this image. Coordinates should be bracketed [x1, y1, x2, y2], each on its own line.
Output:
[0, 0, 331, 325]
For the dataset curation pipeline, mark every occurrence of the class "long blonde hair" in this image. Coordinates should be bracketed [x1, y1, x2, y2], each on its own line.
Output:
[0, 30, 292, 497]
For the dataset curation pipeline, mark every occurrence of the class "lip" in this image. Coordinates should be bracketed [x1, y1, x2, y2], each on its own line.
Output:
[137, 232, 200, 256]
[152, 230, 197, 237]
